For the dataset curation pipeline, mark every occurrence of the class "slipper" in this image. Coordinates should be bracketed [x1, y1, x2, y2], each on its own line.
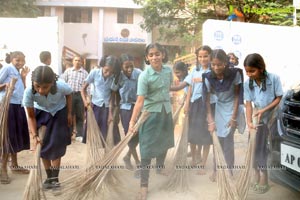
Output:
[253, 184, 270, 194]
[0, 174, 11, 184]
[250, 182, 258, 190]
[10, 166, 30, 174]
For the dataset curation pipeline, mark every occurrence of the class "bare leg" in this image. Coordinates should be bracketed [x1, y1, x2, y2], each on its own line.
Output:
[197, 145, 210, 175]
[190, 144, 197, 166]
[0, 153, 10, 184]
[10, 153, 29, 174]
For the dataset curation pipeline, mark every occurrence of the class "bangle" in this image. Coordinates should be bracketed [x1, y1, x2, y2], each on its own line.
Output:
[231, 118, 237, 122]
[208, 122, 215, 126]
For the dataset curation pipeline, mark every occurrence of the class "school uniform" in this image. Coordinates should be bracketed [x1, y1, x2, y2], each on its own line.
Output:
[203, 68, 245, 170]
[244, 72, 283, 169]
[137, 65, 174, 187]
[83, 68, 115, 143]
[0, 65, 29, 153]
[111, 68, 142, 148]
[23, 80, 72, 160]
[184, 66, 214, 145]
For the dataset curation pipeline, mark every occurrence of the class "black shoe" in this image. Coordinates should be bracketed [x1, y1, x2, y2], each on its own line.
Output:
[42, 179, 53, 189]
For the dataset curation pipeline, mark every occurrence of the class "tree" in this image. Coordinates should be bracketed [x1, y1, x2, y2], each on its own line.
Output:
[0, 0, 40, 17]
[133, 0, 294, 45]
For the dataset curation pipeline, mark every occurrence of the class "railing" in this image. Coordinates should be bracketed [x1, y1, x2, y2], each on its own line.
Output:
[173, 53, 196, 66]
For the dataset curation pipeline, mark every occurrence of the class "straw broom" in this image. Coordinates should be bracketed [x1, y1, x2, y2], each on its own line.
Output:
[172, 93, 187, 125]
[211, 130, 240, 200]
[59, 111, 150, 200]
[23, 126, 47, 200]
[164, 114, 189, 192]
[0, 78, 17, 155]
[85, 103, 106, 167]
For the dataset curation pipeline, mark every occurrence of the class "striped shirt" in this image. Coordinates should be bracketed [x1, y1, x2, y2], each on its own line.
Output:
[63, 67, 88, 92]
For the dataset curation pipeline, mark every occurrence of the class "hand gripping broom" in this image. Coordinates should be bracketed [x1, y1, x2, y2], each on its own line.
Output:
[23, 126, 47, 200]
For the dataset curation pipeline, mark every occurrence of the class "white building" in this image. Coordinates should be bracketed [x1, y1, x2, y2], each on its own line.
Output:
[36, 0, 150, 71]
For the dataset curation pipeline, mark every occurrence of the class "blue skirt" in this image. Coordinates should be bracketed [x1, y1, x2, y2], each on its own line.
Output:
[35, 107, 71, 160]
[188, 98, 212, 145]
[5, 104, 30, 153]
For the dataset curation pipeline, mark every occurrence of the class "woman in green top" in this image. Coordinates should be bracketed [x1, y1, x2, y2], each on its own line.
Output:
[129, 43, 174, 200]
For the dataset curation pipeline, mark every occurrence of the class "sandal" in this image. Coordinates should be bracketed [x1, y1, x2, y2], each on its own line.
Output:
[253, 184, 270, 194]
[10, 166, 30, 174]
[136, 187, 148, 200]
[0, 173, 11, 184]
[250, 182, 258, 190]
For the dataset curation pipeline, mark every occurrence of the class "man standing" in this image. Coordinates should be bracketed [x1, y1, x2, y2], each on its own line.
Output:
[63, 56, 88, 141]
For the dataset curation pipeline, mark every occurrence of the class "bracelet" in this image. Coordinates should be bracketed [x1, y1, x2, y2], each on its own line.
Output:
[231, 118, 237, 122]
[208, 122, 215, 126]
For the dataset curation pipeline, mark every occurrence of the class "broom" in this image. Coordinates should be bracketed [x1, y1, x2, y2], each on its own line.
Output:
[164, 114, 190, 192]
[23, 126, 47, 200]
[85, 102, 106, 167]
[59, 111, 150, 200]
[0, 78, 17, 155]
[172, 93, 187, 125]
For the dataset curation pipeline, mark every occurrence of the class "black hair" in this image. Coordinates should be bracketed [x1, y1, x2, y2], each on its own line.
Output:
[39, 51, 51, 64]
[120, 53, 134, 65]
[210, 49, 231, 78]
[227, 52, 239, 66]
[173, 61, 188, 79]
[5, 51, 25, 64]
[31, 65, 58, 94]
[243, 53, 267, 91]
[144, 43, 168, 65]
[195, 45, 212, 71]
[99, 55, 121, 76]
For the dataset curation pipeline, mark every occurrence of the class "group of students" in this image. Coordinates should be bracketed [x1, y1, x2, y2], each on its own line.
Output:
[0, 43, 283, 199]
[171, 46, 283, 196]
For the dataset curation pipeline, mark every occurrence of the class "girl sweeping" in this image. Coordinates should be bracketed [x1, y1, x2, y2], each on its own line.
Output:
[111, 54, 142, 171]
[129, 43, 174, 200]
[183, 46, 216, 175]
[81, 55, 121, 144]
[0, 51, 30, 184]
[243, 53, 283, 194]
[202, 49, 245, 182]
[23, 65, 72, 189]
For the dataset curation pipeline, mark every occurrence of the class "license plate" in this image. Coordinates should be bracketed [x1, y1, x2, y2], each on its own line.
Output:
[280, 143, 300, 173]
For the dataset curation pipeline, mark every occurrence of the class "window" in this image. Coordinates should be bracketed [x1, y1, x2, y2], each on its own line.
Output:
[64, 7, 92, 23]
[117, 9, 133, 24]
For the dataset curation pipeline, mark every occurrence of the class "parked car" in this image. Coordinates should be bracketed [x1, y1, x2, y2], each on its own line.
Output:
[268, 83, 300, 192]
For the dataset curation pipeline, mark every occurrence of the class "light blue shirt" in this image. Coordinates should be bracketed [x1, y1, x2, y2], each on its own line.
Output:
[111, 68, 141, 110]
[205, 72, 242, 137]
[138, 65, 173, 113]
[184, 66, 217, 103]
[23, 80, 72, 116]
[85, 68, 113, 107]
[244, 72, 283, 124]
[0, 65, 24, 104]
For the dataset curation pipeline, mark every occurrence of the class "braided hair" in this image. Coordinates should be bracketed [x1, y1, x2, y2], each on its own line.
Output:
[31, 65, 58, 94]
[243, 53, 267, 91]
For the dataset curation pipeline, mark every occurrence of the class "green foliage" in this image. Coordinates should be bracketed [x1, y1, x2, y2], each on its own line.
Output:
[0, 0, 39, 17]
[133, 0, 295, 44]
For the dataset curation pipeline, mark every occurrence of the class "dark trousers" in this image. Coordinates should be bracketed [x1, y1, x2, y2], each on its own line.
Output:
[72, 92, 84, 137]
[140, 151, 167, 187]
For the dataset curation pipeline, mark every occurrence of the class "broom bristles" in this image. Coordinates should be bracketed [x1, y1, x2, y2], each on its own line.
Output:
[0, 78, 17, 155]
[164, 114, 189, 192]
[23, 126, 47, 200]
[59, 111, 150, 200]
